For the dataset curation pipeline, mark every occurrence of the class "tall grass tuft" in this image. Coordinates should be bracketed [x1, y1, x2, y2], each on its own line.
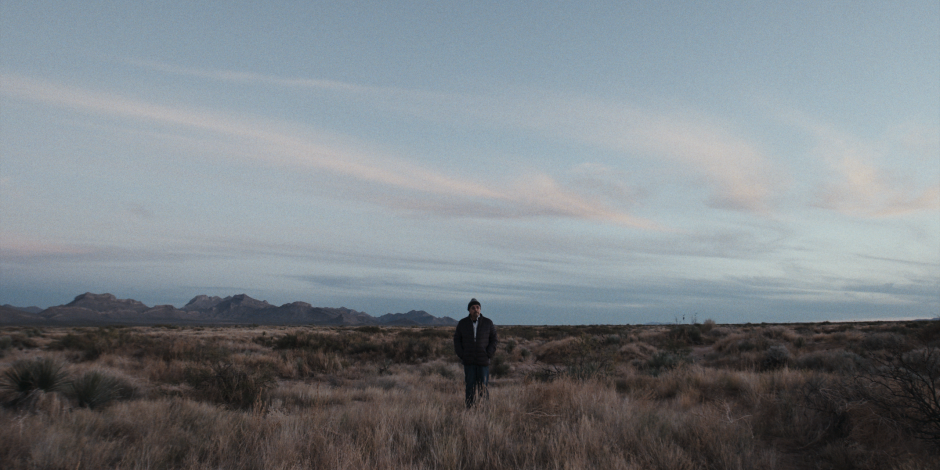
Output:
[1, 356, 69, 395]
[185, 362, 275, 409]
[69, 370, 133, 409]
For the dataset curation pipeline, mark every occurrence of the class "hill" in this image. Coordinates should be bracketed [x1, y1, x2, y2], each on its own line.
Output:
[0, 292, 457, 326]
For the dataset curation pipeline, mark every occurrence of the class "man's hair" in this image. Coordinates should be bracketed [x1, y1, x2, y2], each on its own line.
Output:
[467, 298, 481, 311]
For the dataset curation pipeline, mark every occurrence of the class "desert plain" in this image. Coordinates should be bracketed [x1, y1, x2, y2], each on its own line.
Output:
[1, 320, 938, 469]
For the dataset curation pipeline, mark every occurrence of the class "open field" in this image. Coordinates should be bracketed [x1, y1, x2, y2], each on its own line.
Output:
[1, 320, 938, 469]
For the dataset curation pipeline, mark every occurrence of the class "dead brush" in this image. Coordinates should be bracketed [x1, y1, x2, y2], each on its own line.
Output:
[2, 322, 939, 470]
[184, 362, 276, 409]
[68, 369, 134, 409]
[854, 345, 940, 446]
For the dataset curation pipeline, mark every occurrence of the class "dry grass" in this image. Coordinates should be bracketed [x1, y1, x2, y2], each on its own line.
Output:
[0, 321, 937, 469]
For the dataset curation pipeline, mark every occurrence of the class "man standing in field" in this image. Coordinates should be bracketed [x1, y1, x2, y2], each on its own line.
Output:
[453, 298, 498, 408]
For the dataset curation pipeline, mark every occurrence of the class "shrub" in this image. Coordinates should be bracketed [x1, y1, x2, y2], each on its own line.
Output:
[856, 346, 940, 445]
[491, 355, 510, 378]
[915, 321, 940, 345]
[527, 365, 565, 383]
[379, 336, 447, 363]
[185, 362, 276, 409]
[69, 370, 133, 409]
[715, 333, 771, 354]
[283, 349, 343, 377]
[23, 328, 42, 337]
[500, 325, 538, 340]
[0, 335, 11, 357]
[534, 337, 580, 364]
[857, 332, 906, 352]
[398, 328, 450, 339]
[421, 362, 456, 379]
[644, 351, 685, 376]
[700, 319, 716, 334]
[1, 357, 69, 395]
[49, 327, 153, 361]
[761, 345, 791, 370]
[662, 324, 703, 346]
[7, 333, 37, 349]
[51, 332, 108, 360]
[796, 350, 863, 374]
[274, 332, 346, 353]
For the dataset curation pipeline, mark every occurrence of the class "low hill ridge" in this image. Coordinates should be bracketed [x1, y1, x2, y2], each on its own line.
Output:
[2, 293, 457, 326]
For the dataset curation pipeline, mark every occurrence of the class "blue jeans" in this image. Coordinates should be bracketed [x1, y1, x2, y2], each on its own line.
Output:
[464, 365, 489, 408]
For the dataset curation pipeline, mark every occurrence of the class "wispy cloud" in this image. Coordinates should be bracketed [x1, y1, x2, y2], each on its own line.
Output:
[0, 73, 656, 228]
[127, 58, 429, 97]
[128, 61, 785, 214]
[773, 105, 939, 217]
[510, 98, 784, 213]
[807, 126, 940, 217]
[816, 156, 940, 217]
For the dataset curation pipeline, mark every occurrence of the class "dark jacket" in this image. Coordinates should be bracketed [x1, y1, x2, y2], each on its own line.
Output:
[454, 315, 498, 366]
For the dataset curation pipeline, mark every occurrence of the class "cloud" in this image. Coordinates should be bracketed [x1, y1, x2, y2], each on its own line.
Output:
[0, 73, 655, 228]
[127, 61, 785, 214]
[772, 105, 939, 217]
[526, 99, 783, 213]
[811, 134, 940, 217]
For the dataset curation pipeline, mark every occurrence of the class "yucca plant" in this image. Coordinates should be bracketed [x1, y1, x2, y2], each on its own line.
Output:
[1, 357, 69, 395]
[69, 370, 130, 409]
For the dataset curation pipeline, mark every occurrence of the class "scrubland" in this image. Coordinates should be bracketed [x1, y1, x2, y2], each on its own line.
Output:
[1, 320, 938, 469]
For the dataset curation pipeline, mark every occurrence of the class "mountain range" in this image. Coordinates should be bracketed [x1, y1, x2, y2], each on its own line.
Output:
[0, 293, 458, 326]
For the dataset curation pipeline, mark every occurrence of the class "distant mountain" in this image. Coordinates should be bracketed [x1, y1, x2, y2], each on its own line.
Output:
[2, 304, 43, 315]
[38, 293, 200, 325]
[0, 305, 45, 324]
[0, 293, 457, 326]
[181, 295, 225, 311]
[377, 310, 459, 326]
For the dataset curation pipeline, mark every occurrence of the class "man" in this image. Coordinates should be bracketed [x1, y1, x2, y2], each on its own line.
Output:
[453, 298, 498, 408]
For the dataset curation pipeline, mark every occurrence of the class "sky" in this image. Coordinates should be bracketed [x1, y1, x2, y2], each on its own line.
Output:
[1, 1, 938, 325]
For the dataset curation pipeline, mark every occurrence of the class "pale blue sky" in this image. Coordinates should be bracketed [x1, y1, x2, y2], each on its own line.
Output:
[1, 1, 938, 324]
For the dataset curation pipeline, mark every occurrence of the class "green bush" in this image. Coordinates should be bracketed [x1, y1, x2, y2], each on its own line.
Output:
[69, 370, 133, 409]
[1, 357, 69, 395]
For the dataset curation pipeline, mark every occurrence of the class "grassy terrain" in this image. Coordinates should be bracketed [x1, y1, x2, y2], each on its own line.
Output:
[1, 320, 938, 469]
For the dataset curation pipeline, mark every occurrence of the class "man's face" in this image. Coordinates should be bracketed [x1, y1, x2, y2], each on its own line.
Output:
[469, 304, 481, 321]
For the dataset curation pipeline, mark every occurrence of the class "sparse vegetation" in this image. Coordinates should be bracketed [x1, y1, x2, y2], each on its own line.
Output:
[0, 321, 937, 469]
[69, 370, 133, 409]
[2, 356, 68, 396]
